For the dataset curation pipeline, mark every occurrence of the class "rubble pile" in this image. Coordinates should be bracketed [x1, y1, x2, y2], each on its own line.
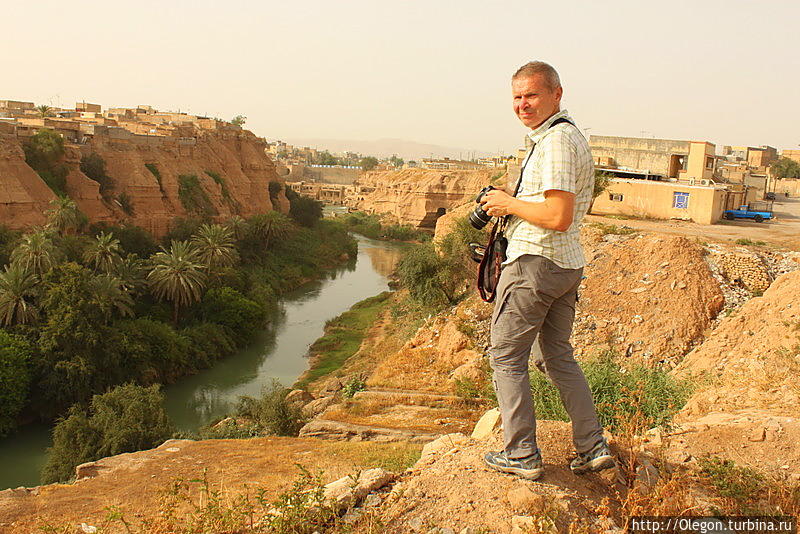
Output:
[714, 252, 772, 292]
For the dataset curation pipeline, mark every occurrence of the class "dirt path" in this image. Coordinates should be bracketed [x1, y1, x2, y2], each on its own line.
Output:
[586, 196, 800, 250]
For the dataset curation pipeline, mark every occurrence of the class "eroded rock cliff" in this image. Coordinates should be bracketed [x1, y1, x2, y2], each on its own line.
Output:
[0, 127, 283, 236]
[353, 169, 500, 228]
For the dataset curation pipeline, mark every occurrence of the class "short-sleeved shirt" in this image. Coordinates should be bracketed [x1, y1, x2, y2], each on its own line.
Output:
[504, 109, 594, 269]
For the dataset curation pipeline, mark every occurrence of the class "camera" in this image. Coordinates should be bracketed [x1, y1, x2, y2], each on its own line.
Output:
[469, 185, 496, 229]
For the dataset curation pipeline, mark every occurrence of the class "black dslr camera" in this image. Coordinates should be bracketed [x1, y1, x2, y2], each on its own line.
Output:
[469, 185, 496, 230]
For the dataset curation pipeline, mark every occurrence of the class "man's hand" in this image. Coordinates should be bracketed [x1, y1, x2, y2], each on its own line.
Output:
[480, 189, 575, 232]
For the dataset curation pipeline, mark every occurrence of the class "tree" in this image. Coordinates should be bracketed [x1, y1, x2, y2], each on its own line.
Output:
[245, 212, 292, 250]
[23, 130, 68, 195]
[317, 151, 339, 166]
[46, 196, 83, 235]
[88, 273, 134, 323]
[11, 231, 57, 277]
[0, 263, 39, 326]
[35, 105, 53, 118]
[231, 115, 247, 127]
[589, 170, 613, 214]
[0, 331, 33, 436]
[84, 231, 122, 273]
[148, 241, 207, 324]
[225, 215, 247, 241]
[41, 384, 174, 483]
[359, 156, 379, 171]
[190, 223, 238, 271]
[113, 254, 147, 295]
[771, 157, 800, 179]
[389, 155, 404, 168]
[289, 196, 323, 227]
[199, 287, 265, 344]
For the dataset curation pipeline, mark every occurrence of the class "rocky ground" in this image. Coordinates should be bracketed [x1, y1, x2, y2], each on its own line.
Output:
[2, 221, 799, 533]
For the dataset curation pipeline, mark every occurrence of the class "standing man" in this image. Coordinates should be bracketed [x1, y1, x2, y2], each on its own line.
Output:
[478, 61, 613, 480]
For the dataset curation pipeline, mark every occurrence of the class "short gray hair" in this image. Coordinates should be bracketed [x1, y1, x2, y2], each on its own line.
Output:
[512, 61, 561, 90]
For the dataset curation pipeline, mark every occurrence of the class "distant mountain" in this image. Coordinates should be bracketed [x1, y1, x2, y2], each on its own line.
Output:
[279, 137, 496, 162]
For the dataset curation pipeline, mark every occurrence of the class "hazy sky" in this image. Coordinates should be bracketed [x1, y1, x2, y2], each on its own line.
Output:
[3, 0, 798, 155]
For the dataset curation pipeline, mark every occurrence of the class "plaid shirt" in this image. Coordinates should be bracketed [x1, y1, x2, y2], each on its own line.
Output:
[504, 109, 594, 269]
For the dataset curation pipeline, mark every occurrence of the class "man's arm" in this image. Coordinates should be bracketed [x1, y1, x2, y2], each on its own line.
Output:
[480, 188, 575, 232]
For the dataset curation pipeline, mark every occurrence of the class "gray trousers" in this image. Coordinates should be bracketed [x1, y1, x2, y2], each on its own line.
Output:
[489, 254, 603, 458]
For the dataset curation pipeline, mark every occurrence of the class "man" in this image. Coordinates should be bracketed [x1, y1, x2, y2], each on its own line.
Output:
[478, 61, 613, 480]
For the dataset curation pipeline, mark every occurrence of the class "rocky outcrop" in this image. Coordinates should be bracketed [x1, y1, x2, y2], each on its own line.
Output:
[353, 169, 498, 228]
[0, 127, 283, 236]
[0, 130, 55, 229]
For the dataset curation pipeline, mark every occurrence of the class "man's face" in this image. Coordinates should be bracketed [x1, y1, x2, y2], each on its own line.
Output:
[512, 73, 563, 129]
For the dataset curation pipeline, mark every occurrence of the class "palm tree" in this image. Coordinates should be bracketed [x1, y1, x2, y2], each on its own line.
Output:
[84, 232, 122, 273]
[36, 104, 53, 119]
[11, 231, 56, 277]
[247, 211, 292, 249]
[114, 254, 147, 295]
[148, 241, 206, 324]
[190, 223, 238, 272]
[46, 196, 82, 235]
[88, 274, 134, 323]
[226, 215, 247, 241]
[0, 264, 39, 326]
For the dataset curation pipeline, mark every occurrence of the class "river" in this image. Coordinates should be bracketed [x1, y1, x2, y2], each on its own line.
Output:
[0, 235, 406, 490]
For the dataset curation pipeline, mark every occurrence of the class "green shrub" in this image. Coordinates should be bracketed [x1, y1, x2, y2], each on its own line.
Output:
[163, 217, 205, 245]
[90, 223, 159, 257]
[117, 192, 134, 215]
[178, 174, 217, 217]
[0, 331, 33, 436]
[144, 163, 162, 185]
[235, 380, 305, 436]
[699, 457, 768, 513]
[41, 383, 174, 483]
[198, 287, 265, 345]
[23, 130, 68, 196]
[268, 181, 282, 202]
[289, 195, 323, 227]
[590, 222, 637, 236]
[115, 318, 190, 380]
[182, 322, 237, 369]
[0, 225, 20, 267]
[528, 351, 692, 432]
[342, 376, 366, 398]
[80, 153, 113, 193]
[735, 238, 766, 246]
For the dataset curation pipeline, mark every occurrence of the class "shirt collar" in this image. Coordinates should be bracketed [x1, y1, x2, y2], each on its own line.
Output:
[526, 109, 571, 144]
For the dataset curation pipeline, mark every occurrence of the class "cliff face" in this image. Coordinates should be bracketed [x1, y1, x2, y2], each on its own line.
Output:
[0, 131, 56, 229]
[0, 128, 283, 236]
[353, 169, 499, 228]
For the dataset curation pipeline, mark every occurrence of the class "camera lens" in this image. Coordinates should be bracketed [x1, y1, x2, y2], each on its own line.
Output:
[469, 206, 492, 229]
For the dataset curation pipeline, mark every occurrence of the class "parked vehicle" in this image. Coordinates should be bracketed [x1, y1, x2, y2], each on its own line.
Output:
[723, 201, 773, 223]
[765, 192, 776, 200]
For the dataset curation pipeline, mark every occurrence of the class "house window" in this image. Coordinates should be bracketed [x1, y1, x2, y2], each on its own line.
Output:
[706, 156, 714, 170]
[609, 193, 624, 202]
[673, 191, 690, 209]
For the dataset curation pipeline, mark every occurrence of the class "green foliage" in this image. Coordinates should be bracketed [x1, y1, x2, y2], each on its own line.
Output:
[230, 115, 246, 127]
[90, 223, 159, 258]
[235, 380, 305, 436]
[117, 192, 134, 215]
[178, 174, 217, 217]
[315, 150, 339, 166]
[296, 292, 391, 389]
[360, 156, 379, 171]
[84, 231, 122, 273]
[148, 240, 207, 323]
[114, 318, 190, 379]
[593, 170, 613, 199]
[528, 351, 692, 432]
[23, 130, 68, 196]
[263, 466, 339, 533]
[699, 457, 767, 513]
[198, 287, 264, 345]
[41, 384, 174, 483]
[79, 153, 113, 193]
[342, 376, 366, 398]
[589, 222, 637, 236]
[289, 195, 323, 227]
[11, 231, 57, 277]
[0, 225, 20, 267]
[735, 238, 766, 246]
[144, 163, 162, 185]
[339, 211, 430, 241]
[268, 180, 282, 202]
[181, 322, 237, 369]
[205, 170, 238, 212]
[0, 263, 39, 326]
[35, 104, 52, 118]
[0, 331, 33, 436]
[771, 157, 800, 179]
[191, 223, 238, 272]
[388, 155, 404, 167]
[46, 196, 84, 235]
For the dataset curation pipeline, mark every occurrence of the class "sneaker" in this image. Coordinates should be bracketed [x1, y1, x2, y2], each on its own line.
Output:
[570, 439, 615, 474]
[483, 450, 543, 480]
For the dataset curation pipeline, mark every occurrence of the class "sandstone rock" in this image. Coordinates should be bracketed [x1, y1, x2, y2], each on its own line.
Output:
[420, 433, 471, 461]
[748, 427, 766, 442]
[471, 409, 501, 439]
[302, 396, 336, 417]
[319, 376, 343, 395]
[511, 515, 537, 533]
[285, 389, 313, 407]
[633, 460, 660, 494]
